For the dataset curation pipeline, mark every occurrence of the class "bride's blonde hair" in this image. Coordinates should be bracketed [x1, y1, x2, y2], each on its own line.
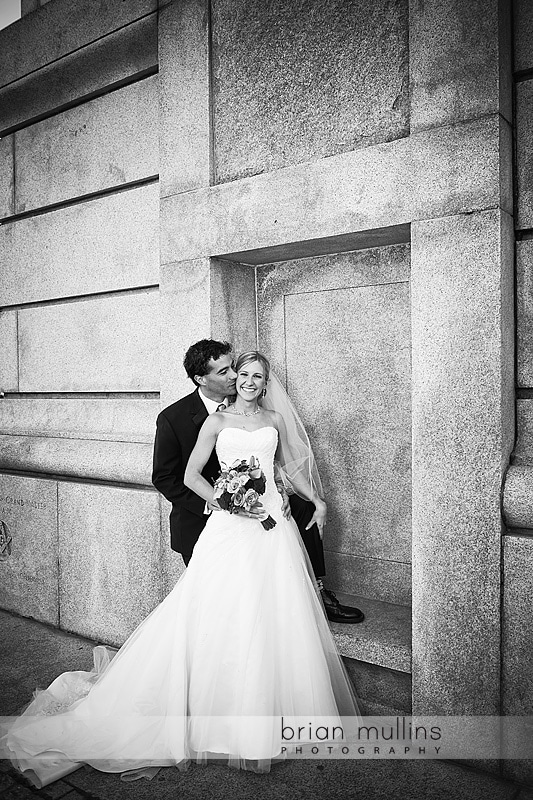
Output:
[234, 351, 270, 382]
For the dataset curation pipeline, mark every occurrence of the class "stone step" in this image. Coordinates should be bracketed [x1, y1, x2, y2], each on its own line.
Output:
[330, 592, 411, 673]
[329, 593, 412, 715]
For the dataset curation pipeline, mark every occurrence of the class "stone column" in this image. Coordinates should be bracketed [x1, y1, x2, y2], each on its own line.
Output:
[409, 0, 514, 715]
[157, 1, 258, 586]
[158, 0, 213, 407]
[411, 210, 514, 714]
[158, 0, 258, 407]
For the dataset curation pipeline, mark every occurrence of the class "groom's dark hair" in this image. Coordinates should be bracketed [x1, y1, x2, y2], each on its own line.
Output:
[183, 339, 232, 385]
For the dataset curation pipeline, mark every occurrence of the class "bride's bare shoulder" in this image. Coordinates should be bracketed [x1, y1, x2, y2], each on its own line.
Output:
[200, 413, 224, 436]
[263, 409, 282, 428]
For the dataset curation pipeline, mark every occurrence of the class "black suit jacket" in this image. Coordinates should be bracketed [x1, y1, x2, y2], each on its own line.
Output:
[152, 389, 220, 557]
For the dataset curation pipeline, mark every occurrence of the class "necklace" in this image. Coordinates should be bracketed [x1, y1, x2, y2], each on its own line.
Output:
[230, 407, 261, 417]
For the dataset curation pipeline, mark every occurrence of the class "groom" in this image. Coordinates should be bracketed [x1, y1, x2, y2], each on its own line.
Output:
[152, 339, 363, 624]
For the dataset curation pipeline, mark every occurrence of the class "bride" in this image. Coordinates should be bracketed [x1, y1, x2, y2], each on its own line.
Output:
[2, 351, 360, 787]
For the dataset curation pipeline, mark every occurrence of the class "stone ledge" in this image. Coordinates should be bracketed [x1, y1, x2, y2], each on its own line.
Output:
[503, 465, 533, 529]
[14, 76, 158, 214]
[0, 0, 156, 88]
[0, 136, 13, 218]
[513, 399, 533, 464]
[514, 0, 533, 74]
[0, 183, 159, 306]
[0, 436, 153, 486]
[161, 115, 509, 265]
[0, 15, 157, 136]
[0, 310, 18, 393]
[409, 0, 512, 132]
[331, 593, 411, 674]
[0, 397, 158, 444]
[221, 224, 410, 266]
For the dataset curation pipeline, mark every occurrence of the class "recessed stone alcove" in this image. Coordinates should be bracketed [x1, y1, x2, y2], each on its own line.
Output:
[206, 227, 413, 613]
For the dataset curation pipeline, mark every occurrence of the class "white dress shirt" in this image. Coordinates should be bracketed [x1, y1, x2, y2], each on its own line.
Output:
[198, 389, 230, 415]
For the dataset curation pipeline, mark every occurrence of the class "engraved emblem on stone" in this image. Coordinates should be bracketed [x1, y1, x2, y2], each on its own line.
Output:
[0, 521, 12, 560]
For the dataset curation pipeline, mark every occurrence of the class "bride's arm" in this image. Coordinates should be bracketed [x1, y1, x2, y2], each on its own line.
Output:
[185, 418, 266, 518]
[184, 416, 222, 503]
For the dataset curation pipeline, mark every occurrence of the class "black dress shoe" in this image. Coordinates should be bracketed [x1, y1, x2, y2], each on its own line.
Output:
[321, 589, 365, 624]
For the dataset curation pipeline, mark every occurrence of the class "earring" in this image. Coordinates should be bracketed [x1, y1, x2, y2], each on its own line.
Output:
[261, 388, 267, 398]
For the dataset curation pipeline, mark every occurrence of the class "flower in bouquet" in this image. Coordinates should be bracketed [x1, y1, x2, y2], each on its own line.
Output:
[213, 455, 276, 530]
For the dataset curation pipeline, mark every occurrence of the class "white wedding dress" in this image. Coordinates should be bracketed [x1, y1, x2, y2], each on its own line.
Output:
[2, 426, 360, 786]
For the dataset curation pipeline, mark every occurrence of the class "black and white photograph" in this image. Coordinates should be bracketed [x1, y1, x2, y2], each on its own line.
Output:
[0, 1, 531, 798]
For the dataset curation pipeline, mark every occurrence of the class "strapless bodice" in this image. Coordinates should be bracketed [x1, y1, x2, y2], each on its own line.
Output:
[215, 426, 279, 506]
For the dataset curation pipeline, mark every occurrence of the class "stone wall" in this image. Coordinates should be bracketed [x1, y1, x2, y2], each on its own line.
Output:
[0, 0, 180, 647]
[256, 246, 411, 605]
[0, 3, 524, 772]
[500, 0, 533, 785]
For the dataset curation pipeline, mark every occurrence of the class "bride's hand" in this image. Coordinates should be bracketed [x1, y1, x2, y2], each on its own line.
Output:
[236, 501, 266, 520]
[280, 492, 291, 520]
[277, 486, 291, 519]
[305, 499, 327, 539]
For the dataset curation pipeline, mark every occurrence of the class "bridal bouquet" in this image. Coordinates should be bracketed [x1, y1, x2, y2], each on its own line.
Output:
[213, 455, 276, 530]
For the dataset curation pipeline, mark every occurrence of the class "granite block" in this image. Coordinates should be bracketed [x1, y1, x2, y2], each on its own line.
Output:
[283, 281, 411, 565]
[211, 0, 409, 182]
[224, 224, 410, 266]
[212, 0, 409, 183]
[210, 259, 257, 353]
[343, 658, 411, 715]
[159, 495, 186, 597]
[502, 535, 533, 785]
[0, 134, 13, 218]
[158, 260, 213, 409]
[0, 309, 18, 392]
[18, 290, 160, 392]
[517, 239, 533, 386]
[514, 399, 533, 464]
[501, 206, 517, 455]
[256, 246, 411, 594]
[514, 0, 533, 73]
[0, 474, 58, 625]
[409, 0, 512, 131]
[58, 482, 161, 646]
[516, 81, 533, 230]
[0, 15, 157, 136]
[503, 535, 533, 713]
[15, 76, 158, 213]
[499, 115, 514, 215]
[161, 116, 505, 265]
[257, 244, 410, 385]
[325, 551, 411, 607]
[343, 657, 412, 713]
[332, 593, 411, 672]
[411, 210, 514, 715]
[503, 465, 533, 528]
[257, 245, 411, 330]
[0, 397, 159, 443]
[157, 258, 256, 409]
[0, 0, 156, 88]
[0, 436, 153, 486]
[0, 183, 159, 306]
[159, 0, 210, 196]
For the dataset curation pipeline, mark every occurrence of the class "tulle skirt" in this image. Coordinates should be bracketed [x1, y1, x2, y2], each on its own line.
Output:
[1, 508, 360, 787]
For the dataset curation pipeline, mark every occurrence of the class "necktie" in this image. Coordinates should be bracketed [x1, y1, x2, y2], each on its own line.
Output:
[216, 403, 227, 412]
